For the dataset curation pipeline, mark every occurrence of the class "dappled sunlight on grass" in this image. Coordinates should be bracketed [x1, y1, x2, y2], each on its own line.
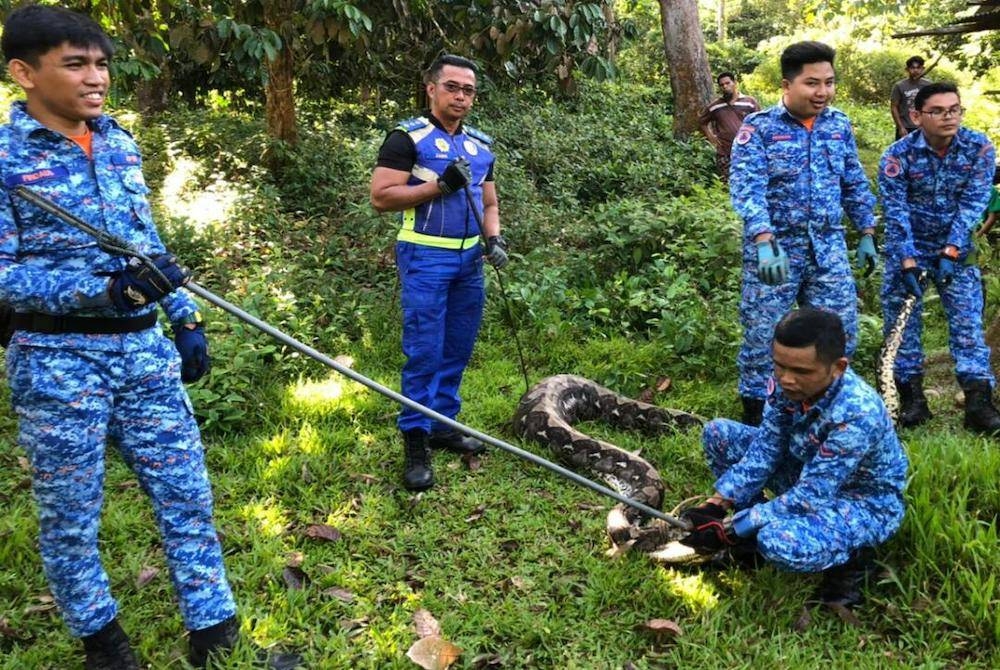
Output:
[160, 155, 242, 231]
[262, 455, 293, 481]
[242, 500, 291, 538]
[660, 570, 719, 611]
[283, 372, 376, 418]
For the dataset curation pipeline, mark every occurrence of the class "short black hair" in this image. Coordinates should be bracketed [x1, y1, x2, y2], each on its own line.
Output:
[426, 54, 478, 83]
[914, 81, 959, 111]
[780, 41, 835, 81]
[773, 308, 846, 364]
[717, 72, 736, 85]
[905, 56, 925, 68]
[2, 4, 113, 66]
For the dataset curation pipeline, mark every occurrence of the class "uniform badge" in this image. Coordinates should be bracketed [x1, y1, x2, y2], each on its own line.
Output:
[463, 139, 479, 156]
[883, 157, 902, 178]
[434, 138, 450, 153]
[735, 125, 754, 145]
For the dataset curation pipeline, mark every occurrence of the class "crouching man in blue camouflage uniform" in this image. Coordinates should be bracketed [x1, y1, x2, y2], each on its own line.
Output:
[663, 309, 908, 613]
[0, 6, 240, 668]
[370, 54, 508, 491]
[879, 82, 1000, 435]
[731, 42, 878, 426]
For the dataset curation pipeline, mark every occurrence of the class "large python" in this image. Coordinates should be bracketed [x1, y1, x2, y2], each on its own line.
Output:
[512, 374, 704, 555]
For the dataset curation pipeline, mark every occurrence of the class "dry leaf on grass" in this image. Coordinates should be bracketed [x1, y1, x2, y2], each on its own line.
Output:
[305, 524, 342, 542]
[640, 618, 683, 642]
[282, 566, 308, 590]
[135, 565, 159, 589]
[322, 587, 355, 603]
[412, 609, 442, 638]
[406, 636, 463, 670]
[285, 551, 305, 568]
[465, 504, 487, 523]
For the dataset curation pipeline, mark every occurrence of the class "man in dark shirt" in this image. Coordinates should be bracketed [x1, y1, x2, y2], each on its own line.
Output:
[890, 56, 931, 140]
[698, 72, 760, 181]
[370, 54, 508, 491]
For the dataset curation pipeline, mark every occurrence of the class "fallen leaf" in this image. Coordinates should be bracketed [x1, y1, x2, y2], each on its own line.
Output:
[465, 504, 487, 523]
[334, 355, 354, 368]
[322, 587, 354, 603]
[499, 540, 520, 553]
[406, 635, 462, 670]
[0, 617, 20, 639]
[305, 524, 342, 543]
[412, 609, 442, 638]
[285, 551, 305, 568]
[351, 473, 378, 485]
[282, 566, 308, 590]
[656, 376, 672, 392]
[641, 618, 683, 640]
[16, 457, 30, 471]
[462, 453, 483, 470]
[637, 388, 655, 404]
[577, 503, 604, 511]
[135, 566, 159, 589]
[340, 617, 368, 632]
[24, 602, 56, 615]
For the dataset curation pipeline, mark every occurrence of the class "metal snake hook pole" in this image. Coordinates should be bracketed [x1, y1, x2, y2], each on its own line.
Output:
[12, 186, 689, 530]
[461, 184, 531, 395]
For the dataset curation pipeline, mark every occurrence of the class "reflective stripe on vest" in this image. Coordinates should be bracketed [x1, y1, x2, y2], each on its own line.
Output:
[398, 208, 480, 249]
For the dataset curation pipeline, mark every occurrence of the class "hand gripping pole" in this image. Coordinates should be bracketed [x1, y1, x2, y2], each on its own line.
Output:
[12, 185, 690, 530]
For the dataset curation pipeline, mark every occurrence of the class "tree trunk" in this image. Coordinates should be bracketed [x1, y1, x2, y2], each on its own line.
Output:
[657, 0, 714, 139]
[137, 65, 172, 116]
[264, 0, 298, 147]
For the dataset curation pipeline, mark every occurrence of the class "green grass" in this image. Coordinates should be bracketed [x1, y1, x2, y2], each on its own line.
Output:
[2, 310, 1000, 668]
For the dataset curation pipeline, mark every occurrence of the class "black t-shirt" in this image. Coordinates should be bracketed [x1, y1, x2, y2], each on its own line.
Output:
[376, 114, 495, 181]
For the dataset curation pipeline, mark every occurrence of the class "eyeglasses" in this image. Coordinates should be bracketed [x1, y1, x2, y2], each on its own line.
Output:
[436, 81, 477, 97]
[919, 106, 965, 119]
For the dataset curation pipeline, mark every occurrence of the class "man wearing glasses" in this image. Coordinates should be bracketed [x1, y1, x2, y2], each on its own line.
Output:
[370, 54, 508, 490]
[879, 82, 1000, 434]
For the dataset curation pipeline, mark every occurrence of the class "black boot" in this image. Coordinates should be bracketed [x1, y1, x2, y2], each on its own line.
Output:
[189, 615, 240, 668]
[429, 428, 486, 455]
[962, 379, 1000, 435]
[895, 376, 931, 428]
[402, 429, 434, 490]
[740, 397, 764, 426]
[82, 618, 140, 670]
[811, 548, 877, 610]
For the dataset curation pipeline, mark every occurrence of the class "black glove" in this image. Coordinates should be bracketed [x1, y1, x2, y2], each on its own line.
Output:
[437, 157, 471, 195]
[937, 254, 956, 286]
[901, 266, 923, 298]
[679, 502, 728, 528]
[678, 517, 738, 555]
[109, 254, 190, 311]
[173, 322, 210, 383]
[484, 235, 509, 268]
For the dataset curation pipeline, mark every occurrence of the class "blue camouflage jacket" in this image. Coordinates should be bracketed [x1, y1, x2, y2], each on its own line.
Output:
[879, 126, 996, 261]
[730, 102, 876, 251]
[0, 102, 197, 351]
[715, 367, 908, 530]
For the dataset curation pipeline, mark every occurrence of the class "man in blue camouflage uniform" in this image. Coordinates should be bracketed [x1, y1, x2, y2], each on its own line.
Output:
[662, 309, 908, 614]
[731, 41, 878, 426]
[370, 54, 508, 491]
[0, 6, 239, 668]
[879, 82, 1000, 434]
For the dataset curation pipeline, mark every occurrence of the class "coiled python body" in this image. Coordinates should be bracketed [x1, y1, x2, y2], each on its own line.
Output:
[512, 374, 704, 554]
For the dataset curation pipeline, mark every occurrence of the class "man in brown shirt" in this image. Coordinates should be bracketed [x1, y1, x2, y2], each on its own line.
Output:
[699, 72, 760, 181]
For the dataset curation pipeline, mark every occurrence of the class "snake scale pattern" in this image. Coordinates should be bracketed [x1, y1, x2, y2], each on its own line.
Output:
[512, 374, 704, 554]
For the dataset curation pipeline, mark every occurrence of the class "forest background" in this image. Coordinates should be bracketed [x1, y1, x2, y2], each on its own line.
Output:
[1, 1, 1000, 668]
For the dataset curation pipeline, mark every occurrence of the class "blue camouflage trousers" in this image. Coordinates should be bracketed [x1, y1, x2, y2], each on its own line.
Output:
[881, 259, 994, 385]
[6, 334, 236, 638]
[703, 419, 902, 572]
[738, 239, 858, 399]
[396, 241, 486, 433]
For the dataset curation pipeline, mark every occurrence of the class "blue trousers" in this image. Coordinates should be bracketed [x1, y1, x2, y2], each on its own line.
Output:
[738, 240, 858, 399]
[6, 333, 236, 637]
[881, 260, 994, 385]
[703, 419, 900, 572]
[396, 241, 485, 432]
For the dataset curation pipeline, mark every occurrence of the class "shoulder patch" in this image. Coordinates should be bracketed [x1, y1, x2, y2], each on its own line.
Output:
[882, 156, 902, 178]
[463, 124, 493, 145]
[396, 116, 431, 132]
[735, 124, 755, 145]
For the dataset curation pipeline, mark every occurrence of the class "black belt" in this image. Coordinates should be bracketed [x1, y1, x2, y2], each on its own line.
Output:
[12, 312, 158, 335]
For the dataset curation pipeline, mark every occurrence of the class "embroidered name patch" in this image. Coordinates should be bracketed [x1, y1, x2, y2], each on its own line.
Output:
[4, 166, 69, 188]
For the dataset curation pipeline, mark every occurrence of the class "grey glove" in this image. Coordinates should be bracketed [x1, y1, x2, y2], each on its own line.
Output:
[437, 158, 471, 195]
[485, 235, 509, 268]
